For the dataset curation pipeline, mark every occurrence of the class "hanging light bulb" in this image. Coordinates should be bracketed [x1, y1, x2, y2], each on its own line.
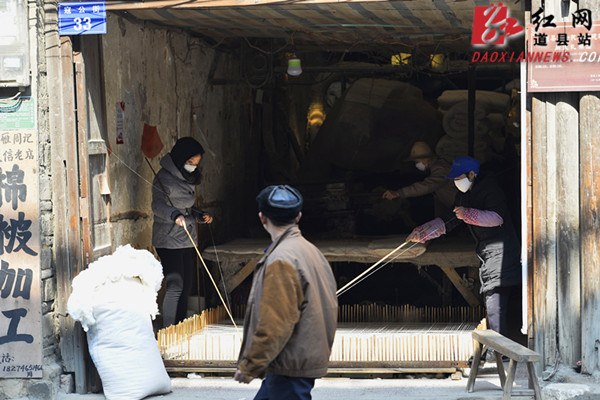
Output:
[287, 53, 302, 76]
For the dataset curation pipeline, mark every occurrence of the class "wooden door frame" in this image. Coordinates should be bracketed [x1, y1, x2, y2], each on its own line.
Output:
[50, 34, 111, 393]
[50, 35, 90, 393]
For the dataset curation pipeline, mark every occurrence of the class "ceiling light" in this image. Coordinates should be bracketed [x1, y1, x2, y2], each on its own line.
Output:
[391, 53, 411, 65]
[287, 54, 302, 76]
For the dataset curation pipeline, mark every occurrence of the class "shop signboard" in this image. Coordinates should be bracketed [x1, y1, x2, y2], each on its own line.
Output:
[0, 122, 42, 377]
[528, 22, 600, 92]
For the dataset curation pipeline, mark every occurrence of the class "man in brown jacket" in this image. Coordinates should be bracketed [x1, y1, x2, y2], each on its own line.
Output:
[234, 185, 338, 400]
[382, 141, 457, 216]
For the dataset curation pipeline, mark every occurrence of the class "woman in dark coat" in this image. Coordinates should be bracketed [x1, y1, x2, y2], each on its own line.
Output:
[407, 156, 521, 337]
[152, 137, 213, 327]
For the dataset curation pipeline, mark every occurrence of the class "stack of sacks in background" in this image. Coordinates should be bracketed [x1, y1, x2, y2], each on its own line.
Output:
[298, 78, 444, 180]
[67, 245, 171, 400]
[435, 90, 511, 164]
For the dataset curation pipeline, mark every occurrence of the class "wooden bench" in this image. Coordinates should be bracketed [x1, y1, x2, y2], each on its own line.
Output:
[466, 329, 542, 400]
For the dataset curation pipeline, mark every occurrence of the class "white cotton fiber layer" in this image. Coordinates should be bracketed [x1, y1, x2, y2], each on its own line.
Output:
[67, 244, 164, 332]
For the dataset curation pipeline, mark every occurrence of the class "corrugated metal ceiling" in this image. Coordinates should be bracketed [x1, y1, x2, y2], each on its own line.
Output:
[108, 0, 525, 53]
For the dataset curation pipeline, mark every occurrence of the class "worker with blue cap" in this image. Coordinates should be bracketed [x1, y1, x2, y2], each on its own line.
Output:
[407, 156, 521, 348]
[234, 185, 338, 399]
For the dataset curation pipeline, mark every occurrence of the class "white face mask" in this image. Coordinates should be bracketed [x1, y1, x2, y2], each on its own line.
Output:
[454, 176, 472, 193]
[183, 164, 197, 173]
[415, 162, 427, 172]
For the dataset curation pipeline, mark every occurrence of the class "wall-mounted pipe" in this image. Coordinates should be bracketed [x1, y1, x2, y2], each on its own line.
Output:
[520, 59, 528, 336]
[467, 65, 476, 157]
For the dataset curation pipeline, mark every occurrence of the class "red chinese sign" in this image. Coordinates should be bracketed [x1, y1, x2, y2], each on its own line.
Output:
[528, 22, 600, 92]
[471, 3, 524, 46]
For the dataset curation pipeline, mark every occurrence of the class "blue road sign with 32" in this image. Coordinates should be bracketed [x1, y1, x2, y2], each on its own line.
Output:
[58, 2, 106, 35]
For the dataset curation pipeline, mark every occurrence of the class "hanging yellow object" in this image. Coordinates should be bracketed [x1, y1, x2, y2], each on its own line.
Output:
[430, 54, 447, 72]
[391, 53, 411, 65]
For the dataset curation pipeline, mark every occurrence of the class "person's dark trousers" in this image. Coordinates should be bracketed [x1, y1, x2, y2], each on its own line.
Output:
[254, 374, 316, 400]
[156, 247, 196, 327]
[484, 286, 513, 337]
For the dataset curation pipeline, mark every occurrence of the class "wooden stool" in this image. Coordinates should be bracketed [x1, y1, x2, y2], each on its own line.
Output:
[466, 329, 542, 400]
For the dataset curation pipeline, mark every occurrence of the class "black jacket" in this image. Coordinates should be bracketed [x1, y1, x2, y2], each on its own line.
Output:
[442, 173, 521, 293]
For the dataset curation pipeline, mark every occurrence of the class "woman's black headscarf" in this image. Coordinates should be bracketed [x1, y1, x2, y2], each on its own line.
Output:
[170, 137, 205, 184]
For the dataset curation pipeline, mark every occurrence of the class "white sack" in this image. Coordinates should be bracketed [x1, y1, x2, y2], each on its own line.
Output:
[487, 113, 507, 135]
[67, 245, 171, 400]
[436, 134, 491, 164]
[441, 101, 490, 139]
[437, 90, 510, 113]
[344, 78, 422, 107]
[87, 306, 171, 400]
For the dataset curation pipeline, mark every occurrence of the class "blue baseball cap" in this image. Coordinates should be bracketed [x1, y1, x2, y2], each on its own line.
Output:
[256, 185, 303, 222]
[446, 156, 480, 179]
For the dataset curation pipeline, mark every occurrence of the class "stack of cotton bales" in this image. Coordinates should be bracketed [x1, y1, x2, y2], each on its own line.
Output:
[435, 90, 511, 164]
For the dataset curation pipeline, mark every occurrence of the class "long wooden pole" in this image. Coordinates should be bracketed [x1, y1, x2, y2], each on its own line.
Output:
[183, 225, 240, 335]
[336, 224, 432, 297]
[336, 240, 410, 296]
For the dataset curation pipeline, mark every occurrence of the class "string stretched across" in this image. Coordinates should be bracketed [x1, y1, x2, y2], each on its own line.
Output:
[336, 224, 446, 297]
[336, 240, 410, 297]
[183, 225, 240, 337]
[337, 240, 426, 297]
[209, 223, 232, 315]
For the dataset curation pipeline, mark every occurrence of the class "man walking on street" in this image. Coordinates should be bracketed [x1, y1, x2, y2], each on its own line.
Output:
[234, 185, 338, 400]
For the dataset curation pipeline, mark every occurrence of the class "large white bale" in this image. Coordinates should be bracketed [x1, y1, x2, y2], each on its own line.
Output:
[436, 134, 491, 164]
[437, 90, 510, 113]
[67, 245, 171, 400]
[487, 113, 507, 135]
[86, 306, 171, 400]
[441, 101, 490, 139]
[68, 244, 163, 331]
[344, 78, 423, 107]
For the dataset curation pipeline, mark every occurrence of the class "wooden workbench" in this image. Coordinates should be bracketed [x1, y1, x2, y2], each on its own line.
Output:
[202, 236, 481, 306]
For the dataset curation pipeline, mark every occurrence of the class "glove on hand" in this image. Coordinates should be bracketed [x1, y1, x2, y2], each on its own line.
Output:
[190, 206, 207, 223]
[454, 207, 503, 227]
[407, 217, 446, 243]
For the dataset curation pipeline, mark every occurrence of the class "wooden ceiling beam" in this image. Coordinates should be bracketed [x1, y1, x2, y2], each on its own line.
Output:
[106, 0, 399, 11]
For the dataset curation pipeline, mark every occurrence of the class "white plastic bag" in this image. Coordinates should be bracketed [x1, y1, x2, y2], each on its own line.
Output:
[68, 245, 171, 399]
[87, 306, 171, 399]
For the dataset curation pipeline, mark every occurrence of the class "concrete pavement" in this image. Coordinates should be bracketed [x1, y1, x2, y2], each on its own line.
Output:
[57, 374, 521, 400]
[56, 363, 600, 400]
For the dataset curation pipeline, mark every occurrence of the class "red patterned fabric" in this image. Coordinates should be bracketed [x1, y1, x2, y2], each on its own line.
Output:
[461, 208, 503, 227]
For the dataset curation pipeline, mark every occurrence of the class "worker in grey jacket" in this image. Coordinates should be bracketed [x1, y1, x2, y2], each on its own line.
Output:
[234, 185, 338, 400]
[152, 137, 212, 327]
[382, 141, 457, 216]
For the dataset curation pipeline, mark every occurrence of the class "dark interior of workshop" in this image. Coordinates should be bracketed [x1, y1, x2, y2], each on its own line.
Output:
[208, 35, 523, 327]
[110, 1, 529, 368]
[230, 44, 523, 325]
